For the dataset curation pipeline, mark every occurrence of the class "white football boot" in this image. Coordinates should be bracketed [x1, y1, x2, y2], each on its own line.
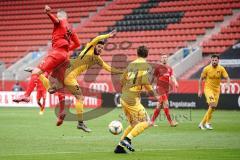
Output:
[198, 123, 206, 130]
[204, 123, 213, 130]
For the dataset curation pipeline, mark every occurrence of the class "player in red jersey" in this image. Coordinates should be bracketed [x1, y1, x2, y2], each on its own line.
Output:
[13, 5, 80, 103]
[151, 54, 179, 127]
[22, 67, 66, 125]
[36, 78, 47, 115]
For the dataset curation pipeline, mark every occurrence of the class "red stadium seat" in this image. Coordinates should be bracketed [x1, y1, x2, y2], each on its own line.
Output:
[0, 0, 108, 67]
[202, 15, 240, 54]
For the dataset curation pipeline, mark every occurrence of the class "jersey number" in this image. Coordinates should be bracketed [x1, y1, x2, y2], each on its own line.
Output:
[128, 70, 138, 85]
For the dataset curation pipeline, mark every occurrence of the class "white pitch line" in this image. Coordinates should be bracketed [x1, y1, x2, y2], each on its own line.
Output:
[0, 148, 237, 157]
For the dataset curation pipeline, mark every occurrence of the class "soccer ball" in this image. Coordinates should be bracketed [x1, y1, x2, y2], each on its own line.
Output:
[108, 120, 123, 135]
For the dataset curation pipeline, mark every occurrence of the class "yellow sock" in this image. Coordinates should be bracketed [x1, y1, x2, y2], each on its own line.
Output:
[201, 111, 208, 125]
[75, 99, 84, 121]
[120, 125, 133, 141]
[127, 122, 149, 139]
[39, 74, 50, 90]
[206, 108, 214, 123]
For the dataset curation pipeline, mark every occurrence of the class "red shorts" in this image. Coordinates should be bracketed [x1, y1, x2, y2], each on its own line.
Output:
[38, 47, 68, 73]
[37, 89, 46, 100]
[159, 94, 168, 103]
[50, 60, 69, 84]
[156, 82, 170, 95]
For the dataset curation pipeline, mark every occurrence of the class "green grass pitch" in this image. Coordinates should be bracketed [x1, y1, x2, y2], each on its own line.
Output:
[0, 107, 240, 160]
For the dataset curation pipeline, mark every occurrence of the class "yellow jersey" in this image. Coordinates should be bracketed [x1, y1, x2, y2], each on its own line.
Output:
[121, 57, 153, 106]
[64, 34, 123, 79]
[201, 64, 229, 90]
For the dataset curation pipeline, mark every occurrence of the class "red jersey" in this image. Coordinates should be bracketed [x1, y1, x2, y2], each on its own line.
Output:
[36, 78, 46, 91]
[48, 13, 80, 50]
[154, 64, 173, 94]
[154, 64, 173, 83]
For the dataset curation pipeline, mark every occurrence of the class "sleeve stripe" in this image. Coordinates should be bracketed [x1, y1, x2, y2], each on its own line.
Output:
[81, 45, 93, 59]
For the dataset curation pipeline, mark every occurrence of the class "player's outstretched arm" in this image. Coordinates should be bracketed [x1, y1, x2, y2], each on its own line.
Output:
[96, 56, 123, 74]
[108, 29, 117, 37]
[44, 5, 59, 24]
[90, 29, 117, 46]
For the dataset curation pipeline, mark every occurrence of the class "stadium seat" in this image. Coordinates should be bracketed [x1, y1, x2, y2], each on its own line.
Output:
[0, 0, 108, 67]
[202, 14, 240, 54]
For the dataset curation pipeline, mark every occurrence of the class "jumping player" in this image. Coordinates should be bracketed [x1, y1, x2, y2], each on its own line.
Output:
[13, 5, 80, 103]
[37, 30, 124, 132]
[36, 78, 47, 115]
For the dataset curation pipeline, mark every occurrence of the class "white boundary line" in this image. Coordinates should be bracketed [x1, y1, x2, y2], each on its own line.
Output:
[1, 148, 238, 157]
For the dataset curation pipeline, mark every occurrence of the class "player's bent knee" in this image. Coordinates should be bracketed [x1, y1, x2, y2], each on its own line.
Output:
[209, 102, 217, 108]
[163, 104, 169, 109]
[130, 121, 137, 127]
[158, 103, 164, 109]
[75, 94, 84, 101]
[211, 105, 217, 110]
[156, 105, 161, 109]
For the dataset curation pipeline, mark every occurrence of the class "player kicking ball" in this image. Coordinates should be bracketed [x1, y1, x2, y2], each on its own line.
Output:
[198, 54, 230, 130]
[114, 46, 159, 153]
[151, 54, 178, 127]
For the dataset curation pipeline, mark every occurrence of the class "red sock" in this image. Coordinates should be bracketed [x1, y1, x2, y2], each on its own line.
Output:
[38, 101, 43, 109]
[58, 93, 65, 115]
[151, 108, 160, 122]
[42, 99, 46, 110]
[25, 74, 39, 97]
[164, 108, 172, 124]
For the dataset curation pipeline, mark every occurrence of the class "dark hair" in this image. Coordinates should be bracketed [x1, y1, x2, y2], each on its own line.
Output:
[97, 40, 106, 45]
[211, 54, 220, 59]
[137, 45, 148, 58]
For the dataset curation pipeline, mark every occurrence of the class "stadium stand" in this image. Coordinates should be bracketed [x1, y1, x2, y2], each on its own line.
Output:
[202, 14, 240, 54]
[192, 41, 240, 79]
[75, 0, 240, 80]
[1, 0, 240, 81]
[0, 0, 108, 67]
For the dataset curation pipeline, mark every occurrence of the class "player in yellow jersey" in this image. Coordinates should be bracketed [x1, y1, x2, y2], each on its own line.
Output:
[39, 29, 123, 131]
[114, 46, 159, 153]
[198, 54, 230, 130]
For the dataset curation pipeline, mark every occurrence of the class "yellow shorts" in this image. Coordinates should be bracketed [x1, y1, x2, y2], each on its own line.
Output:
[64, 74, 82, 95]
[120, 99, 149, 126]
[204, 87, 220, 105]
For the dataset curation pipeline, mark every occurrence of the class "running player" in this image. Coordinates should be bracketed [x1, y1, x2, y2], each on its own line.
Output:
[151, 54, 178, 127]
[13, 5, 80, 103]
[114, 46, 159, 153]
[198, 54, 230, 130]
[36, 78, 47, 115]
